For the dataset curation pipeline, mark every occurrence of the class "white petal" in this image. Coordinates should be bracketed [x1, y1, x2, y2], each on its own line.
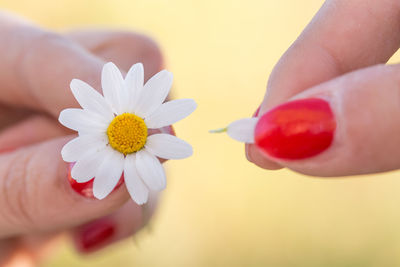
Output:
[61, 134, 107, 162]
[125, 63, 144, 113]
[145, 99, 197, 129]
[124, 154, 149, 205]
[59, 108, 109, 133]
[145, 134, 193, 159]
[101, 62, 126, 114]
[93, 147, 125, 200]
[71, 146, 109, 183]
[227, 118, 258, 143]
[134, 70, 173, 118]
[70, 79, 114, 121]
[135, 149, 166, 191]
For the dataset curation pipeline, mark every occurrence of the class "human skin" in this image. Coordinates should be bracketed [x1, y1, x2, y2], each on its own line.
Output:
[0, 12, 168, 266]
[247, 0, 400, 176]
[3, 0, 400, 264]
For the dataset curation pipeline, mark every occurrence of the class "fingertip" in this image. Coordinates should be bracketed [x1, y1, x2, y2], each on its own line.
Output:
[73, 218, 117, 253]
[246, 144, 282, 170]
[71, 193, 155, 254]
[245, 105, 282, 170]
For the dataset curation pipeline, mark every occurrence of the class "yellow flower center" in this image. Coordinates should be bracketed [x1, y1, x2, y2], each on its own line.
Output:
[107, 113, 148, 155]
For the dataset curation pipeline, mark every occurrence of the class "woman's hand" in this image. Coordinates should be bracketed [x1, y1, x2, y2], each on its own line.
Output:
[247, 0, 400, 176]
[0, 12, 164, 265]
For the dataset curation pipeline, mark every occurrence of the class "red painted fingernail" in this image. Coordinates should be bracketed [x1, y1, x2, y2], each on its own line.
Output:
[255, 98, 336, 160]
[68, 163, 124, 199]
[76, 219, 116, 253]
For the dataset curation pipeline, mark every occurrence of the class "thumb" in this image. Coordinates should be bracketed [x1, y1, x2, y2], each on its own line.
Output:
[252, 64, 400, 177]
[0, 136, 130, 238]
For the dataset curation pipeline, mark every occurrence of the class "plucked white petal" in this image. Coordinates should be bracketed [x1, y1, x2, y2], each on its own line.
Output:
[134, 70, 173, 118]
[93, 147, 125, 200]
[70, 79, 114, 121]
[227, 118, 258, 143]
[145, 99, 197, 129]
[145, 134, 193, 159]
[135, 149, 166, 191]
[71, 147, 109, 183]
[59, 108, 109, 133]
[61, 134, 107, 162]
[101, 62, 126, 114]
[124, 154, 149, 205]
[125, 63, 144, 113]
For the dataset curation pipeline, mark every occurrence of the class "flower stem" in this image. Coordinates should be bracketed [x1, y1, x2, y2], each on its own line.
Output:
[209, 127, 227, 133]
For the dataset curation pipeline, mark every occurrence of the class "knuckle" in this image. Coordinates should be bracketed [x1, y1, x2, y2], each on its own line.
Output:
[18, 30, 71, 68]
[16, 30, 73, 107]
[18, 31, 72, 76]
[33, 30, 69, 47]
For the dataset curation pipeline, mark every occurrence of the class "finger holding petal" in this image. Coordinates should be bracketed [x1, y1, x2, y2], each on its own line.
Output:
[125, 63, 144, 113]
[145, 134, 193, 160]
[134, 70, 173, 118]
[93, 147, 125, 200]
[227, 118, 258, 143]
[70, 79, 114, 120]
[101, 62, 126, 114]
[124, 154, 149, 205]
[145, 99, 197, 129]
[136, 149, 166, 191]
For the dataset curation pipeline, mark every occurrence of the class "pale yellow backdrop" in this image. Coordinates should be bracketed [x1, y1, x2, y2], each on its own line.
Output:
[1, 0, 400, 266]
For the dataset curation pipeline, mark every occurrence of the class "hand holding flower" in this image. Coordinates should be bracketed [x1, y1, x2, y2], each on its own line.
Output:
[0, 11, 185, 263]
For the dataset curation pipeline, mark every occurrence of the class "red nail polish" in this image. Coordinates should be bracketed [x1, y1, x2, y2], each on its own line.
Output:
[255, 98, 336, 160]
[68, 163, 124, 199]
[76, 219, 116, 253]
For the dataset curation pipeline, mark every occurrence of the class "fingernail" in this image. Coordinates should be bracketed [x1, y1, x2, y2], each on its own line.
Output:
[255, 98, 336, 160]
[68, 163, 124, 199]
[76, 219, 116, 253]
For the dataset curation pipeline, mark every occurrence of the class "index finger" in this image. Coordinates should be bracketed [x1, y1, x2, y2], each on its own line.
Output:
[263, 0, 400, 111]
[248, 0, 400, 168]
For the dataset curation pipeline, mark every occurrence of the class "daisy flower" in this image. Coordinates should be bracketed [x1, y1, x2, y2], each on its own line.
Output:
[59, 62, 196, 205]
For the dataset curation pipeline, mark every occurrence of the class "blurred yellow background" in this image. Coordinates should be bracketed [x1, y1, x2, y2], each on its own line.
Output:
[2, 0, 400, 266]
